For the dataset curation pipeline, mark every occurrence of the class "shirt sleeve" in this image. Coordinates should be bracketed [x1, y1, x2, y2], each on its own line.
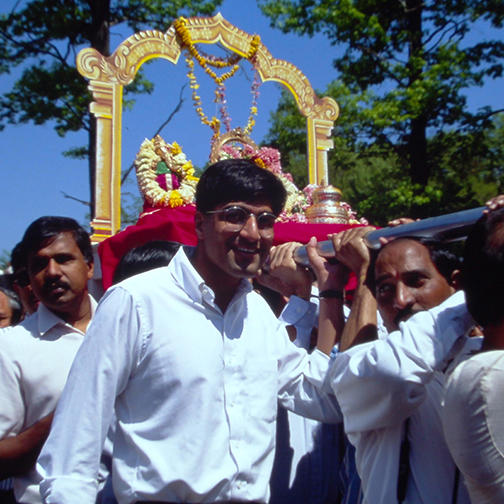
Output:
[443, 351, 504, 504]
[274, 323, 342, 424]
[329, 291, 473, 433]
[37, 286, 146, 503]
[278, 295, 318, 350]
[0, 339, 24, 438]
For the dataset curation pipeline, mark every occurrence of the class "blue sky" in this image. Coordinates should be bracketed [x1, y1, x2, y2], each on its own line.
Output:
[0, 0, 502, 258]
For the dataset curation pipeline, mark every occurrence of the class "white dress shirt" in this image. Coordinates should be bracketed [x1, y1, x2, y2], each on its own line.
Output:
[443, 350, 504, 503]
[271, 295, 341, 504]
[328, 291, 474, 504]
[0, 298, 97, 504]
[37, 247, 341, 504]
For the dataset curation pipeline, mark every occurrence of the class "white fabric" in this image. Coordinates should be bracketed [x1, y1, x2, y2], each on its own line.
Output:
[278, 293, 318, 349]
[272, 295, 341, 504]
[37, 247, 341, 504]
[443, 350, 504, 503]
[0, 298, 97, 504]
[328, 291, 475, 504]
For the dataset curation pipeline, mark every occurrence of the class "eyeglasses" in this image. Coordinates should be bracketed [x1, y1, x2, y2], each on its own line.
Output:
[206, 205, 277, 231]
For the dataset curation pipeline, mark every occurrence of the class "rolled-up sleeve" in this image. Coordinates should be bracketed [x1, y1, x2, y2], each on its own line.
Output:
[276, 324, 342, 423]
[328, 291, 472, 432]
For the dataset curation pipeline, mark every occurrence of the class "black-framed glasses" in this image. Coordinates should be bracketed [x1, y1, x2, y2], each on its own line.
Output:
[206, 205, 277, 231]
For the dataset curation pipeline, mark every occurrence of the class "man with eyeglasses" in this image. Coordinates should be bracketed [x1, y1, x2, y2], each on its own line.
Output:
[38, 159, 341, 504]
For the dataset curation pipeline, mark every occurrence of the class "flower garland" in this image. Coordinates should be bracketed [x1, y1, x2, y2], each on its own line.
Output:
[218, 144, 368, 224]
[174, 16, 261, 141]
[135, 135, 199, 208]
[219, 144, 308, 219]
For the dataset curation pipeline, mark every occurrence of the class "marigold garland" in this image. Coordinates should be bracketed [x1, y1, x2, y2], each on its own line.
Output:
[135, 135, 199, 208]
[174, 16, 261, 140]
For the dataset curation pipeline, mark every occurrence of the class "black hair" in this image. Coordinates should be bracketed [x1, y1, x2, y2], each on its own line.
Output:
[462, 208, 504, 327]
[11, 242, 26, 273]
[10, 241, 29, 287]
[0, 274, 23, 325]
[195, 159, 287, 216]
[370, 237, 461, 290]
[20, 216, 93, 264]
[113, 240, 180, 284]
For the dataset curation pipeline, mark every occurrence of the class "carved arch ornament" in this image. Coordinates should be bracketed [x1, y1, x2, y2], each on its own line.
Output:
[77, 13, 339, 242]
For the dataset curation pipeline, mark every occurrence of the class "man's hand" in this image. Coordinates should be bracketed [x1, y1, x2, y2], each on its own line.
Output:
[0, 412, 54, 479]
[328, 226, 376, 283]
[256, 242, 313, 300]
[485, 194, 504, 213]
[387, 217, 416, 226]
[305, 236, 349, 292]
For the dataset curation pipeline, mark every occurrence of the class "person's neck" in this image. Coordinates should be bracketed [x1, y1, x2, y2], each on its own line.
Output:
[481, 322, 504, 351]
[191, 250, 241, 313]
[52, 293, 92, 333]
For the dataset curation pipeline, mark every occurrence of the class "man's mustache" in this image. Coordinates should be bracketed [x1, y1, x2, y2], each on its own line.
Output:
[393, 307, 415, 327]
[43, 280, 69, 292]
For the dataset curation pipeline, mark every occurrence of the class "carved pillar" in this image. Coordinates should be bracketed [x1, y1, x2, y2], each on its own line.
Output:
[76, 14, 340, 242]
[307, 117, 335, 185]
[88, 81, 123, 242]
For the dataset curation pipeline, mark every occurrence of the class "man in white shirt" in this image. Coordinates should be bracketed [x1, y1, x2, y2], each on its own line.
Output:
[307, 227, 472, 504]
[0, 216, 96, 504]
[37, 159, 341, 504]
[256, 241, 343, 504]
[443, 205, 504, 503]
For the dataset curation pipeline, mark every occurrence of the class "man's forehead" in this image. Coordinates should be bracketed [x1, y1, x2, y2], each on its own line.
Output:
[375, 239, 434, 275]
[30, 232, 78, 256]
[215, 200, 274, 213]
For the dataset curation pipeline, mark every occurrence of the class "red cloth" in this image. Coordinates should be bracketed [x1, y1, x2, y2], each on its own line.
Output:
[98, 205, 362, 290]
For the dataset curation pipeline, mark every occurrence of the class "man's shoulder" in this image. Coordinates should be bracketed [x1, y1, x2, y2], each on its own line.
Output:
[0, 314, 40, 357]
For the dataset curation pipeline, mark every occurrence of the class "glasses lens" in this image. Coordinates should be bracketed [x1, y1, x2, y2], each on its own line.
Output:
[221, 207, 248, 225]
[256, 213, 276, 230]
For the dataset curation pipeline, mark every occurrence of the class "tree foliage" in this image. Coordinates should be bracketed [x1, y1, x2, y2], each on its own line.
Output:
[259, 0, 504, 185]
[0, 1, 222, 139]
[0, 0, 223, 215]
[265, 88, 504, 225]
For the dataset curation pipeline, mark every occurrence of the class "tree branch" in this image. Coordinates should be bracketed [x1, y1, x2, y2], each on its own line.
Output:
[61, 191, 90, 206]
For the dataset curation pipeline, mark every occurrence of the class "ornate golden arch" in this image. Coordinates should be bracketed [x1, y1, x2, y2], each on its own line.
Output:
[77, 13, 339, 242]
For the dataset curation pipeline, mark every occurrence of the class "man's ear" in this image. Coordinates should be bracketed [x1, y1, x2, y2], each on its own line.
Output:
[450, 269, 462, 291]
[194, 211, 205, 241]
[87, 261, 95, 280]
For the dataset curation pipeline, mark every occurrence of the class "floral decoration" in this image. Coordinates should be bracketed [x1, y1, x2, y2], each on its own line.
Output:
[219, 144, 368, 224]
[135, 135, 199, 208]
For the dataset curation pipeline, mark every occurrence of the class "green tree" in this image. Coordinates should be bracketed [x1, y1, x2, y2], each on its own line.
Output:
[259, 0, 504, 185]
[0, 0, 222, 218]
[265, 89, 504, 225]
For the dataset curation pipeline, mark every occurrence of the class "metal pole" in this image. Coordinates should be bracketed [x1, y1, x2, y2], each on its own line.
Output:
[293, 206, 485, 266]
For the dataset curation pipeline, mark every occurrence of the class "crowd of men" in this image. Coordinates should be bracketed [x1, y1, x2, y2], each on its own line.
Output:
[0, 158, 503, 504]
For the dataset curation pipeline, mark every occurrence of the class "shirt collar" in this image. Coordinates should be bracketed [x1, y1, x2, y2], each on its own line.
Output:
[36, 294, 97, 337]
[170, 246, 253, 306]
